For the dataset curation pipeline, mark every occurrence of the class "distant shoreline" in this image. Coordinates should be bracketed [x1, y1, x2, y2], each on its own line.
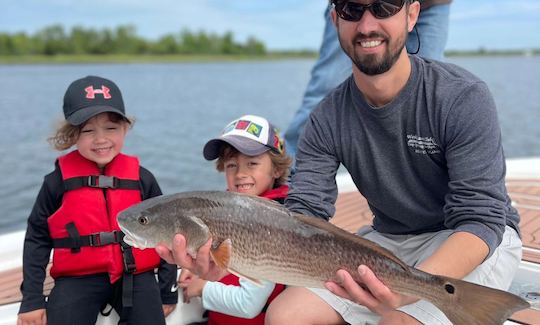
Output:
[1, 50, 538, 64]
[445, 49, 540, 57]
[2, 25, 537, 64]
[0, 53, 315, 64]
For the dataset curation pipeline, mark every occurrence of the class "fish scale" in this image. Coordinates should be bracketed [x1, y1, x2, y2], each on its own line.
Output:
[118, 190, 530, 325]
[199, 202, 353, 285]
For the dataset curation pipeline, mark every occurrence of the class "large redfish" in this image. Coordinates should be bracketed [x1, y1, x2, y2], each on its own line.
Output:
[117, 191, 529, 325]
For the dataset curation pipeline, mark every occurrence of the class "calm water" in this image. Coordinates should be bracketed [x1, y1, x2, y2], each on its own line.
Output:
[1, 56, 539, 234]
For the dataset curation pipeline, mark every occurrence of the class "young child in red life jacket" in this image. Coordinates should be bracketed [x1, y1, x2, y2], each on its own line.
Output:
[178, 115, 292, 325]
[17, 76, 178, 325]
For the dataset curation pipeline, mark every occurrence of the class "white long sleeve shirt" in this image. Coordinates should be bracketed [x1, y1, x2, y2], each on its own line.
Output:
[202, 278, 275, 319]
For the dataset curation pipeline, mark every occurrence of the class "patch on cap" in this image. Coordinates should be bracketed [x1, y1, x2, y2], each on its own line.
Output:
[203, 115, 284, 160]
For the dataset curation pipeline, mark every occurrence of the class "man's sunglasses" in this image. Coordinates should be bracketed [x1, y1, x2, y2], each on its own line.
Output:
[333, 0, 407, 21]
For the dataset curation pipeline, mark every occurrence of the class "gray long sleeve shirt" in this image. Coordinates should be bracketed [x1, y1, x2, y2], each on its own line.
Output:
[286, 55, 520, 257]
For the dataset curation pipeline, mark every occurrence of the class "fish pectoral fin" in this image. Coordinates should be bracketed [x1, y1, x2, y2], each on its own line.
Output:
[210, 238, 232, 269]
[209, 238, 264, 287]
[228, 268, 264, 287]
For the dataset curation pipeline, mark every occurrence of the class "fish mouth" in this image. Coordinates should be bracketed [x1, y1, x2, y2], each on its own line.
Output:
[123, 234, 147, 249]
[119, 226, 148, 249]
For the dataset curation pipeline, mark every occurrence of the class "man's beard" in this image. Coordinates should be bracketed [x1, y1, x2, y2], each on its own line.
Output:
[340, 30, 407, 76]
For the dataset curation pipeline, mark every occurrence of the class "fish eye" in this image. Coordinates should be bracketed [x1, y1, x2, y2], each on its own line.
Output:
[138, 216, 149, 225]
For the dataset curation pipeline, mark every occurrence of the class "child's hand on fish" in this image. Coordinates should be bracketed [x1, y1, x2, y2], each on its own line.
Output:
[17, 308, 47, 325]
[162, 304, 177, 317]
[178, 269, 198, 303]
[155, 234, 224, 281]
[325, 265, 418, 319]
[178, 268, 195, 283]
[182, 277, 207, 303]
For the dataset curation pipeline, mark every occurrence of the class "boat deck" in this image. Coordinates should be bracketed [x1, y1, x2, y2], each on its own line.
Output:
[1, 178, 539, 323]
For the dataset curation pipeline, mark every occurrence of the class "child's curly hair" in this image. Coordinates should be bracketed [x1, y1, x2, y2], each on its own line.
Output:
[48, 113, 133, 151]
[216, 144, 292, 187]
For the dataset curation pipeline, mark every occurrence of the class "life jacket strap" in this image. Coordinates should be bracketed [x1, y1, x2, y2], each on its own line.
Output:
[63, 175, 140, 191]
[117, 272, 134, 325]
[118, 237, 137, 324]
[120, 238, 137, 274]
[53, 230, 123, 249]
[65, 222, 81, 253]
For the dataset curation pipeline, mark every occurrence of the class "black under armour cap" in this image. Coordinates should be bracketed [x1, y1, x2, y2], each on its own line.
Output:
[63, 75, 127, 126]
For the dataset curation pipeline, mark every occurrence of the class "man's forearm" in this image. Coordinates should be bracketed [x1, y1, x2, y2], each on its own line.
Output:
[417, 231, 489, 278]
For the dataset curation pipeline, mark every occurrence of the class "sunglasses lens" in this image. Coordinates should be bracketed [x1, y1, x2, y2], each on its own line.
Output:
[335, 1, 405, 21]
[372, 0, 404, 18]
[336, 2, 365, 21]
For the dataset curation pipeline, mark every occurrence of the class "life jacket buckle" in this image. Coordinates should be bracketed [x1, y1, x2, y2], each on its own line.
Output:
[90, 231, 120, 246]
[88, 175, 117, 188]
[123, 259, 137, 274]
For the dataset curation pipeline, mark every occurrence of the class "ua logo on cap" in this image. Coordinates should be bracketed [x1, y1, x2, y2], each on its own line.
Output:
[85, 85, 112, 99]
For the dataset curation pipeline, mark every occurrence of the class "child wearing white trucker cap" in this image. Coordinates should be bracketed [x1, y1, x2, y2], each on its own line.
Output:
[203, 114, 290, 197]
[179, 114, 291, 324]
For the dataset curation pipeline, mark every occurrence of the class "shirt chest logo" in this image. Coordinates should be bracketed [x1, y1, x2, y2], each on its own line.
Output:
[407, 134, 441, 155]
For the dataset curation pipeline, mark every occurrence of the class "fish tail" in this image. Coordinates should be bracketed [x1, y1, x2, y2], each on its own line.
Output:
[426, 276, 530, 325]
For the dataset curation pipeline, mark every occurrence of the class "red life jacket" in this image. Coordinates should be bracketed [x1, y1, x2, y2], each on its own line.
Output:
[48, 150, 160, 283]
[208, 185, 288, 325]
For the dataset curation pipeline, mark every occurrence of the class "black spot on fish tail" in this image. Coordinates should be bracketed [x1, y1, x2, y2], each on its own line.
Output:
[427, 275, 530, 325]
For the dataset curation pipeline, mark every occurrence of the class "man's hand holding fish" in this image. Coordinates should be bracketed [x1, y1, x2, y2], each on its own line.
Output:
[155, 234, 223, 281]
[326, 265, 419, 322]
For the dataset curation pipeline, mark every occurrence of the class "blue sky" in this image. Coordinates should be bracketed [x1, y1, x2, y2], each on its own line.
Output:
[1, 0, 539, 51]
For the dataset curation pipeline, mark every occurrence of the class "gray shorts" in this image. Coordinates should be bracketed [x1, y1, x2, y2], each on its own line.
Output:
[309, 225, 522, 325]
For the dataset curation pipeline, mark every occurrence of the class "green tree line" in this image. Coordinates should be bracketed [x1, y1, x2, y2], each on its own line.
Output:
[0, 25, 266, 56]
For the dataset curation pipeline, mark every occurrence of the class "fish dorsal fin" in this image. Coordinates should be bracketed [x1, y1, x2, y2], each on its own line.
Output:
[294, 213, 409, 271]
[227, 268, 264, 287]
[210, 238, 232, 269]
